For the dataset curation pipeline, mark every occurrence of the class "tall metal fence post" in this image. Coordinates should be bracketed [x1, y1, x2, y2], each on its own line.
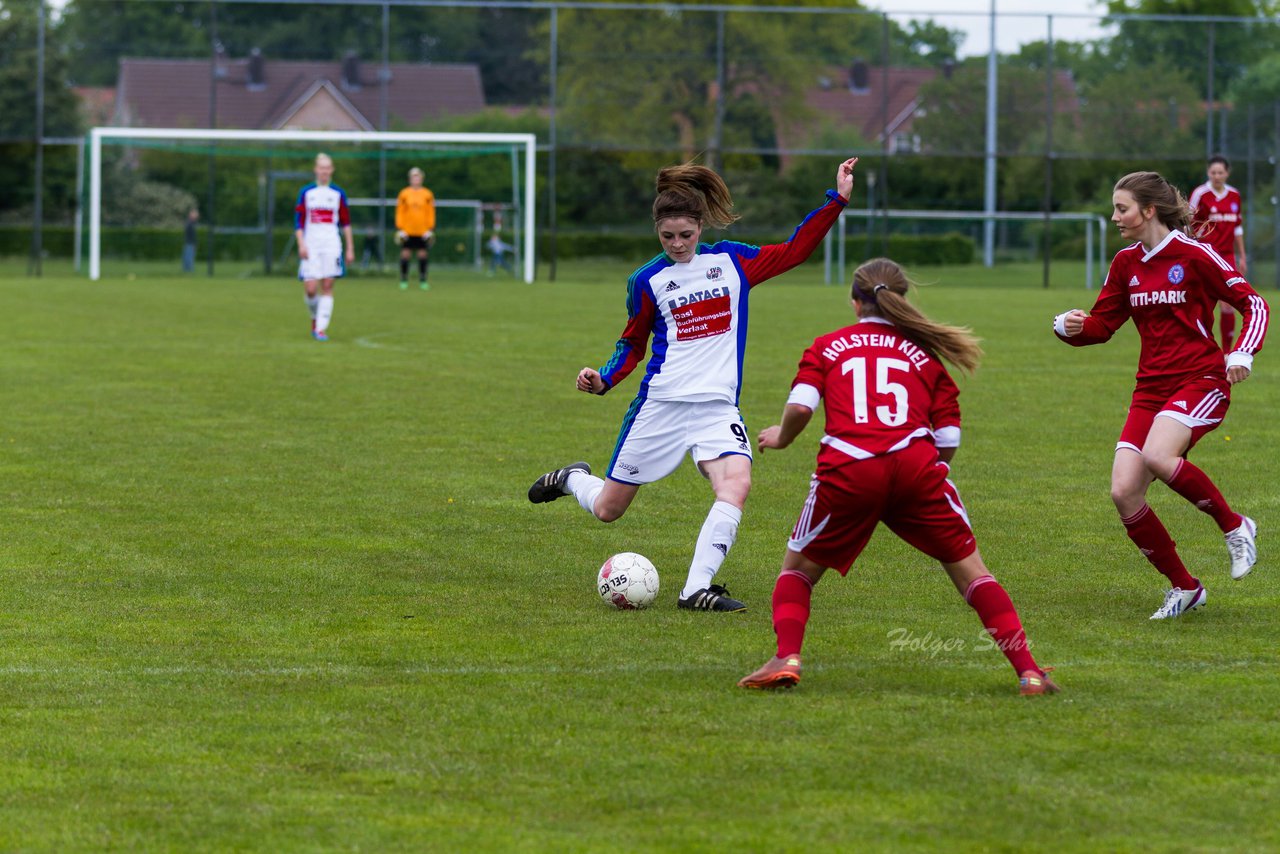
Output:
[1041, 14, 1054, 289]
[379, 2, 390, 274]
[30, 0, 45, 277]
[711, 10, 725, 174]
[206, 0, 219, 277]
[983, 0, 998, 268]
[547, 6, 558, 282]
[1205, 22, 1215, 158]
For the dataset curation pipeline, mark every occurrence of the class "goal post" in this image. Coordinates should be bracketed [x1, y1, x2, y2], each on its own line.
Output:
[87, 127, 538, 283]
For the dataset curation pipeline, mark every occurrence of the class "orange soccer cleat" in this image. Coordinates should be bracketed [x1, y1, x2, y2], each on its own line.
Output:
[738, 654, 802, 689]
[1019, 667, 1060, 696]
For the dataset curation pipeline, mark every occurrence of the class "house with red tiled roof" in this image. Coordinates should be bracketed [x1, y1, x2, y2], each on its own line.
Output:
[111, 51, 486, 130]
[784, 60, 1078, 158]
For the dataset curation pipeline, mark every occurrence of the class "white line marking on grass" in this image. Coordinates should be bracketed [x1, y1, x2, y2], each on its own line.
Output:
[353, 332, 409, 351]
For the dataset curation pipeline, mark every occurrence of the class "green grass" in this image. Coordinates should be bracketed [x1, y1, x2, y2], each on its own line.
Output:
[1, 259, 1277, 852]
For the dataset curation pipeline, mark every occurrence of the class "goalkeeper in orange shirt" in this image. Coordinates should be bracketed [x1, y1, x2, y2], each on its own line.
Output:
[396, 167, 436, 290]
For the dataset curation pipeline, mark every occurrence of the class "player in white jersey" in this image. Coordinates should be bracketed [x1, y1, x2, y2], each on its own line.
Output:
[295, 153, 354, 342]
[529, 158, 859, 612]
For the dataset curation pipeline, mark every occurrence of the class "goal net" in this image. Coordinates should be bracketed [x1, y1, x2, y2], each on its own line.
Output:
[86, 128, 537, 283]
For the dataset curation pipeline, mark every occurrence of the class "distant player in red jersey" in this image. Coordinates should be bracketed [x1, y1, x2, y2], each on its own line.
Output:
[1054, 171, 1268, 620]
[738, 258, 1058, 696]
[1189, 155, 1248, 350]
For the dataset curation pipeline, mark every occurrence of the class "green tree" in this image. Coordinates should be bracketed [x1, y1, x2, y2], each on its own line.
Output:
[0, 0, 83, 219]
[1102, 0, 1277, 96]
[61, 0, 208, 86]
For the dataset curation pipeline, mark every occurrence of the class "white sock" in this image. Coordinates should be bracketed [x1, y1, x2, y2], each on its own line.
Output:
[316, 295, 334, 332]
[305, 294, 319, 318]
[681, 500, 742, 598]
[566, 470, 605, 516]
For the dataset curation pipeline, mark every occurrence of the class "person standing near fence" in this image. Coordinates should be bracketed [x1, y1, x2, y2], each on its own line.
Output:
[1189, 156, 1248, 352]
[181, 208, 198, 273]
[295, 152, 354, 342]
[396, 167, 436, 291]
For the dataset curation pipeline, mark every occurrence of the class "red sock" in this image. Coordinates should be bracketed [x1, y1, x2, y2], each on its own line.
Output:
[1121, 504, 1199, 589]
[772, 570, 815, 657]
[1220, 310, 1237, 352]
[1166, 459, 1242, 533]
[963, 576, 1038, 675]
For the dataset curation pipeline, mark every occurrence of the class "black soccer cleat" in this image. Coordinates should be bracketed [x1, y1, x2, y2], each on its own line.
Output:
[528, 461, 591, 504]
[677, 584, 746, 612]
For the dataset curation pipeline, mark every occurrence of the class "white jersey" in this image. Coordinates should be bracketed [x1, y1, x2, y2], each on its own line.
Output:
[597, 191, 846, 405]
[294, 183, 350, 250]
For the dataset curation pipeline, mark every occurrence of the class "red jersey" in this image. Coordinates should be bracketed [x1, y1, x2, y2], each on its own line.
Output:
[1188, 182, 1243, 260]
[1057, 231, 1268, 392]
[791, 317, 961, 476]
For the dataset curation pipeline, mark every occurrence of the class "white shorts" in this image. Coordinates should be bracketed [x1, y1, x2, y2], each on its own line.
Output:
[607, 398, 752, 485]
[299, 247, 345, 281]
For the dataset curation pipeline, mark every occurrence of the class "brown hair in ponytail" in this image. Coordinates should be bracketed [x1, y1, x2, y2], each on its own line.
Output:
[1114, 171, 1193, 233]
[652, 164, 740, 230]
[851, 257, 983, 375]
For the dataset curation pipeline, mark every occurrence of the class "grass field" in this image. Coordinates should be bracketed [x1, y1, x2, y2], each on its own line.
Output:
[2, 258, 1278, 852]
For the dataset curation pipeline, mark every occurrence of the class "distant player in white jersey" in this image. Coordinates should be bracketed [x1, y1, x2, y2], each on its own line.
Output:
[295, 153, 354, 342]
[529, 157, 858, 612]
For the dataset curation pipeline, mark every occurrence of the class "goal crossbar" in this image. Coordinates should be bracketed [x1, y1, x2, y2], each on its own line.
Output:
[87, 127, 538, 283]
[828, 208, 1110, 289]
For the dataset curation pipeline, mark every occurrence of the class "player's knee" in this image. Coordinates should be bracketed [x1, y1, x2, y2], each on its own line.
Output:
[1140, 450, 1178, 482]
[593, 503, 625, 523]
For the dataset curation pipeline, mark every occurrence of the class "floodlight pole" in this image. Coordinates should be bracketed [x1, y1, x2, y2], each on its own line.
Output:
[982, 0, 998, 268]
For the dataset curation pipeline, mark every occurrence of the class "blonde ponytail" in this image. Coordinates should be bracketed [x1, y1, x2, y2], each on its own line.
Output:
[851, 258, 983, 375]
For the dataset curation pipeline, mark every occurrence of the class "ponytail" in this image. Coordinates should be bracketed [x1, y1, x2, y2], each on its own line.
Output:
[851, 258, 983, 375]
[653, 164, 739, 229]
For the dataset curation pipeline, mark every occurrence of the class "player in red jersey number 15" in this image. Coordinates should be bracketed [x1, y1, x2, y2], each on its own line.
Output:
[739, 258, 1058, 696]
[1054, 171, 1268, 620]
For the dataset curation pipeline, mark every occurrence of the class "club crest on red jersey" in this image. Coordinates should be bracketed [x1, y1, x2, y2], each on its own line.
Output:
[1167, 264, 1185, 285]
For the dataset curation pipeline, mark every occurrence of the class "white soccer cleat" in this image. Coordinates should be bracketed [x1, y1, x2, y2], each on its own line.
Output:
[1225, 516, 1258, 580]
[1149, 585, 1206, 620]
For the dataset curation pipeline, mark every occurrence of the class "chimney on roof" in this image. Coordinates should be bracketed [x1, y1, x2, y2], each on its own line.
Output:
[942, 59, 955, 80]
[849, 59, 870, 94]
[342, 51, 361, 90]
[248, 48, 265, 89]
[213, 43, 228, 80]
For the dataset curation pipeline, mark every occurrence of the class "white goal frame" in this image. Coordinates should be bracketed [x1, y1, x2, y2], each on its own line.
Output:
[87, 127, 538, 283]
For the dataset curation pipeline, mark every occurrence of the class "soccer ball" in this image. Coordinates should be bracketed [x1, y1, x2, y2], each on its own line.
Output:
[597, 552, 659, 610]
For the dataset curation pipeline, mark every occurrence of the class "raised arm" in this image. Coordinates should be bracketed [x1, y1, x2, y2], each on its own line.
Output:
[735, 158, 857, 287]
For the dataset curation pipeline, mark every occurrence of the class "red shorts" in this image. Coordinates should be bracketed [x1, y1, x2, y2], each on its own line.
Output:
[787, 439, 977, 574]
[1117, 375, 1230, 454]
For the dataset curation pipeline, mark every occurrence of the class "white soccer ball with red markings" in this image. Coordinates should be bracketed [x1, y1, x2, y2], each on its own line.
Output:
[597, 552, 660, 610]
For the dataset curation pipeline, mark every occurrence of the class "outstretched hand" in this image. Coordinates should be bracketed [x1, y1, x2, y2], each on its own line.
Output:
[835, 157, 859, 201]
[757, 425, 787, 452]
[577, 367, 606, 394]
